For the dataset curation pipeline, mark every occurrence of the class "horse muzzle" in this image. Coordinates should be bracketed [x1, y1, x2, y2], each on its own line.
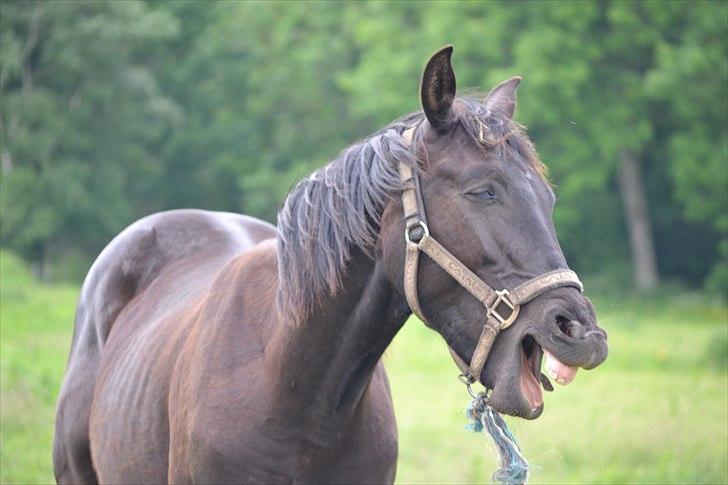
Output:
[482, 290, 608, 419]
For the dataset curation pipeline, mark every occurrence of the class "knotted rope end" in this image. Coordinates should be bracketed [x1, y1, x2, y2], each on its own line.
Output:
[465, 392, 530, 485]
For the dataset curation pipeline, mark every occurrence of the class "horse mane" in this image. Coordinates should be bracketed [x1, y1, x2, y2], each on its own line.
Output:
[276, 95, 546, 324]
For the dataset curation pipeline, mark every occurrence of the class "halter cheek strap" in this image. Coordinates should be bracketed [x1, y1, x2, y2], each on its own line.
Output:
[399, 126, 584, 384]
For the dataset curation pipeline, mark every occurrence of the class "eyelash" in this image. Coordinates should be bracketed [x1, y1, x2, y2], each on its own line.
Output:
[469, 188, 497, 201]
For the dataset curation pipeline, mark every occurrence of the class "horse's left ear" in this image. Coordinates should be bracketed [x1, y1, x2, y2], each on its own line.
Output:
[421, 45, 457, 132]
[485, 76, 522, 119]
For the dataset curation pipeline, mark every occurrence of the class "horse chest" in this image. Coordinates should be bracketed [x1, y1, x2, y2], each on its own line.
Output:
[168, 368, 398, 483]
[306, 416, 399, 484]
[294, 373, 399, 483]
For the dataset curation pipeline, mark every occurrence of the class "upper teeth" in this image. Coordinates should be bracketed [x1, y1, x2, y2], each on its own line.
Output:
[547, 369, 568, 385]
[544, 351, 576, 386]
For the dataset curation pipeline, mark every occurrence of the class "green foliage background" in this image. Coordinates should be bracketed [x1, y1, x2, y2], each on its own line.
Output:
[1, 0, 726, 292]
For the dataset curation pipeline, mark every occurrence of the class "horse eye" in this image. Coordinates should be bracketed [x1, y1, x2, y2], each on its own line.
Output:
[469, 188, 497, 201]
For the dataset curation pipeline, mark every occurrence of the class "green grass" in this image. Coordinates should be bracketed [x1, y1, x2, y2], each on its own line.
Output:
[0, 252, 79, 484]
[386, 307, 728, 484]
[1, 250, 727, 484]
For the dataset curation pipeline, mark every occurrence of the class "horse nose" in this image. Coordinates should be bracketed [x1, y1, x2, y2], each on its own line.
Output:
[551, 292, 602, 341]
[554, 315, 587, 339]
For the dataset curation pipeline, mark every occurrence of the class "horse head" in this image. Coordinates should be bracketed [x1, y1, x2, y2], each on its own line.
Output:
[380, 46, 609, 419]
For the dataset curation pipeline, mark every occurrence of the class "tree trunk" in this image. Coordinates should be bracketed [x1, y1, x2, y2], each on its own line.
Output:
[20, 6, 43, 94]
[31, 242, 48, 282]
[618, 150, 659, 290]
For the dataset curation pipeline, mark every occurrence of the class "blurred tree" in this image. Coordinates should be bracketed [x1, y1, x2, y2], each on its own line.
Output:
[644, 2, 728, 293]
[0, 0, 724, 295]
[1, 0, 179, 278]
[153, 0, 364, 221]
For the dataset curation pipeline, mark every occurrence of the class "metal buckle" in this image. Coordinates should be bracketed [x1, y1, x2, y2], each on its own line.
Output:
[487, 289, 520, 329]
[405, 220, 429, 244]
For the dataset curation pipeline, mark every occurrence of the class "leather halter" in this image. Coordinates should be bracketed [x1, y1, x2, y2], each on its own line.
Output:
[399, 126, 584, 384]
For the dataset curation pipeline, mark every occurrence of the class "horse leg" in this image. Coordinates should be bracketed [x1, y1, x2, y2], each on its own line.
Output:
[53, 355, 99, 484]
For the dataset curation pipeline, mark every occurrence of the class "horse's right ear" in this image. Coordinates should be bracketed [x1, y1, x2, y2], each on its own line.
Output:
[420, 45, 456, 132]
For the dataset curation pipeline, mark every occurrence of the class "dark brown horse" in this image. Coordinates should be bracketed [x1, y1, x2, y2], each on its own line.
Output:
[53, 46, 608, 484]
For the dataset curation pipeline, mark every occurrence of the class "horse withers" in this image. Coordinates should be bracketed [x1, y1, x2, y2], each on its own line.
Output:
[53, 46, 608, 484]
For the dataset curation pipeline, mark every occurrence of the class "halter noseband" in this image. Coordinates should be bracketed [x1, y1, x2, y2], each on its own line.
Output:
[399, 126, 584, 384]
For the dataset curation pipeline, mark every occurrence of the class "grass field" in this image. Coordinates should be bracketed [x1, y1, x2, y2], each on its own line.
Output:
[1, 250, 727, 484]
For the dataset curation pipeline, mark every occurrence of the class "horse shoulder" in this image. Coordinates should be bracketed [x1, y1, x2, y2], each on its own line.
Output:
[167, 239, 290, 481]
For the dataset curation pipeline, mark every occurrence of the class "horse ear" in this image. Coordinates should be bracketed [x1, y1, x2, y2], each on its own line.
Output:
[420, 45, 457, 132]
[485, 76, 521, 119]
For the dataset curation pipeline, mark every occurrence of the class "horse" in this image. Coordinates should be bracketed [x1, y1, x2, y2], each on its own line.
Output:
[53, 46, 608, 484]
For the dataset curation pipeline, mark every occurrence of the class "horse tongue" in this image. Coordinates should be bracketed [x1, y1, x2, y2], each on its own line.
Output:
[544, 350, 578, 385]
[519, 352, 543, 410]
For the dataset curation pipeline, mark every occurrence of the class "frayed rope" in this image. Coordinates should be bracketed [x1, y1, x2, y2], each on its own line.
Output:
[466, 392, 530, 484]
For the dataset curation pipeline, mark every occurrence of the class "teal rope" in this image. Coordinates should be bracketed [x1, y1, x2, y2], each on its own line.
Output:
[466, 392, 530, 484]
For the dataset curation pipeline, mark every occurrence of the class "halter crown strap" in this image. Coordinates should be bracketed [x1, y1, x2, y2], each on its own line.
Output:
[399, 127, 583, 384]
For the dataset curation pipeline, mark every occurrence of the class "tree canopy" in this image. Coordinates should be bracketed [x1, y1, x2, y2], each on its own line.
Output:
[1, 0, 726, 294]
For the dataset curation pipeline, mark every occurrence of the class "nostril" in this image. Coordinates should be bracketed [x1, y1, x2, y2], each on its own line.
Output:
[555, 315, 571, 335]
[555, 315, 585, 339]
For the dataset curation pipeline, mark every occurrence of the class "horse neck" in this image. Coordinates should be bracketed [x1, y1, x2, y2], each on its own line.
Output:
[269, 248, 409, 436]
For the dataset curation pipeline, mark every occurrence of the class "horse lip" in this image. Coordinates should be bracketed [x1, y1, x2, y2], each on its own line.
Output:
[529, 325, 609, 370]
[489, 382, 544, 420]
[476, 320, 607, 419]
[490, 324, 607, 419]
[485, 333, 545, 420]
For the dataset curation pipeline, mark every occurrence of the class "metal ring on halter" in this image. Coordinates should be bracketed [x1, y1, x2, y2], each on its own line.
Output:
[458, 372, 476, 386]
[461, 379, 492, 401]
[457, 375, 478, 398]
[405, 220, 429, 244]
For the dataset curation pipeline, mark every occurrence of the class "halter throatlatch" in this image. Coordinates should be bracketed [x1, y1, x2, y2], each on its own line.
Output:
[398, 126, 584, 385]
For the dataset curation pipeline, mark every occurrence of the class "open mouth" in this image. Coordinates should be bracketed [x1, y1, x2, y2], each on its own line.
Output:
[519, 335, 579, 412]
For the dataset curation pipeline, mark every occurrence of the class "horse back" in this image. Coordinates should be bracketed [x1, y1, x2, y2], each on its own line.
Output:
[53, 209, 275, 484]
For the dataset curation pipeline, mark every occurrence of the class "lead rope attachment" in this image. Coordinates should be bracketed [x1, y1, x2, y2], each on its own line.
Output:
[462, 380, 530, 485]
